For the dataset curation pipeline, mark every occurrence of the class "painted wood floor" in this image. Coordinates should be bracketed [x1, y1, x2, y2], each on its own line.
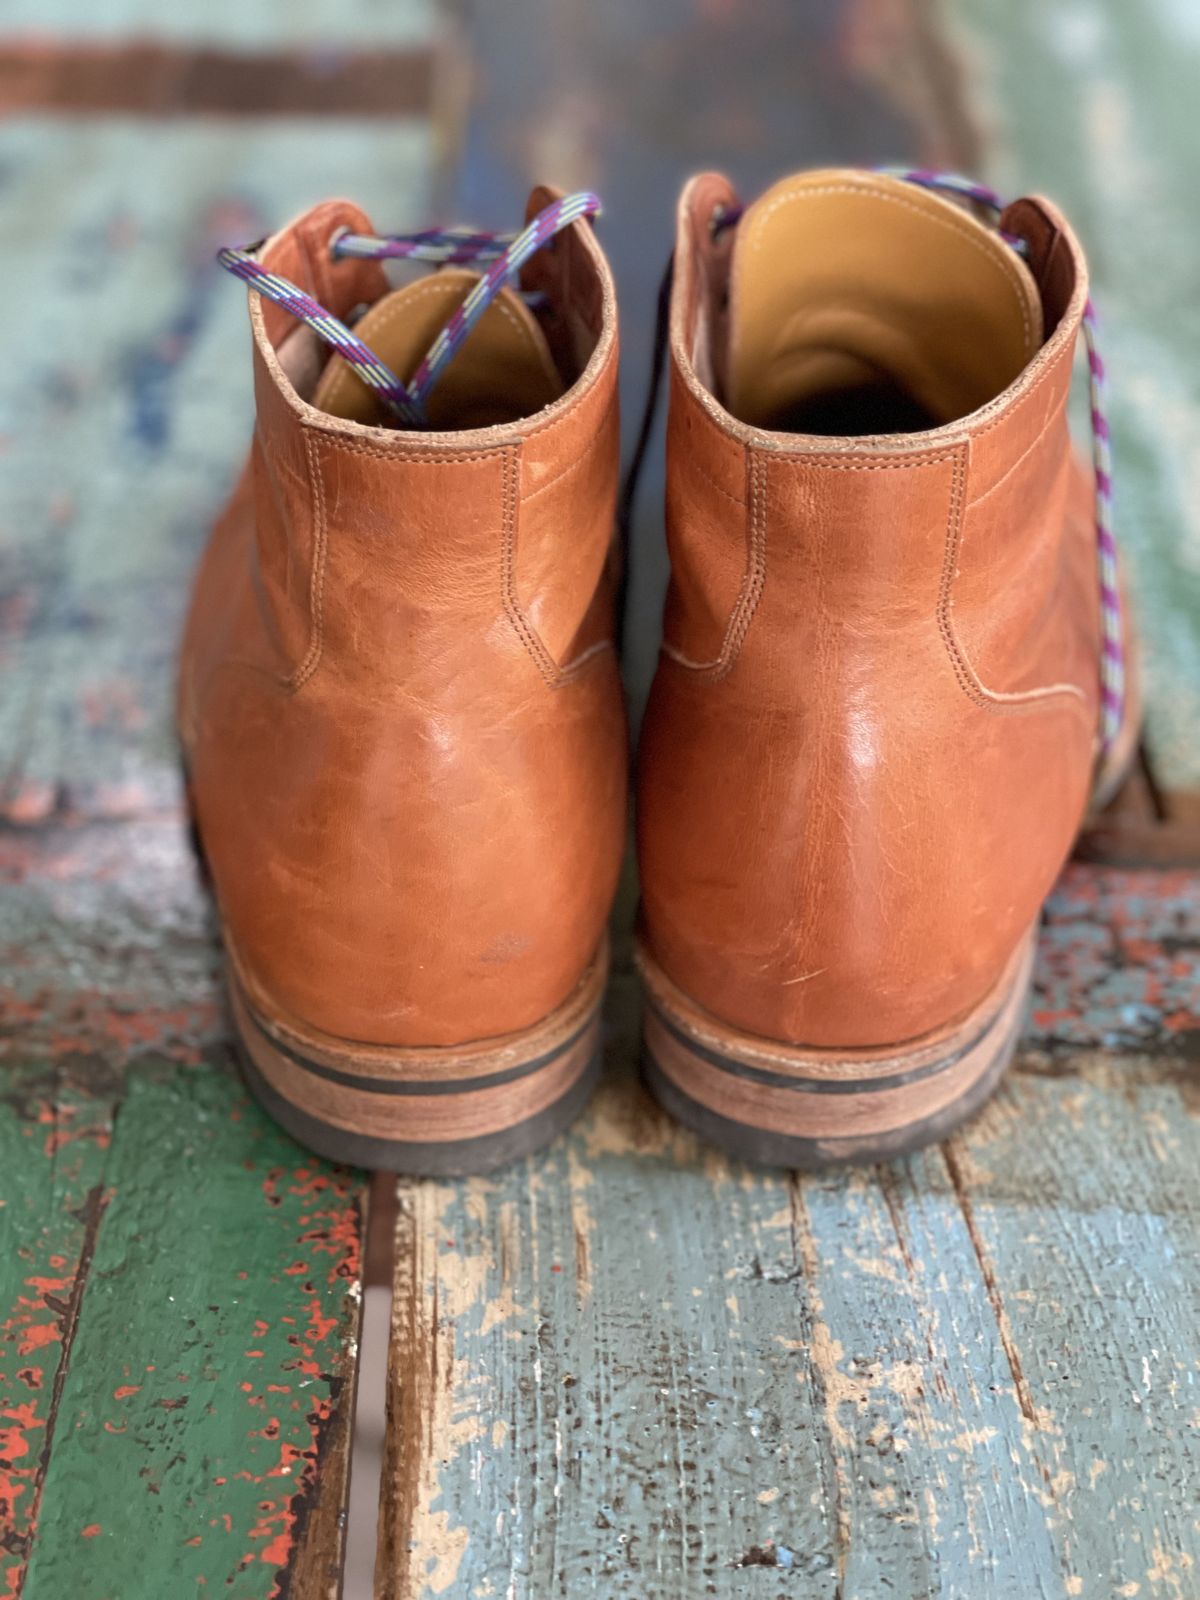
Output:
[0, 1, 1197, 1596]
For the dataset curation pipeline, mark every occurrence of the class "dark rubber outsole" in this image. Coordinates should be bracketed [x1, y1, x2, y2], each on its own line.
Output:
[238, 1041, 602, 1176]
[640, 974, 1028, 1171]
[641, 1034, 1018, 1169]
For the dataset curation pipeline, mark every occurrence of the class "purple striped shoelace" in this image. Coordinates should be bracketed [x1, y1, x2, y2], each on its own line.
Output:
[217, 191, 601, 432]
[709, 168, 1125, 758]
[882, 170, 1124, 757]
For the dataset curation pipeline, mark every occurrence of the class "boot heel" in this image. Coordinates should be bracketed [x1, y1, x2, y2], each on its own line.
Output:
[230, 941, 606, 1175]
[637, 936, 1034, 1169]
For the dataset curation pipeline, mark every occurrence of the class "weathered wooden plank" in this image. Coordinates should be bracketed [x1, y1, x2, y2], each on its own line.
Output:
[14, 1064, 364, 1600]
[0, 1065, 112, 1600]
[0, 814, 370, 1599]
[381, 868, 1199, 1598]
[0, 41, 433, 118]
[940, 1099, 1197, 1596]
[1031, 863, 1200, 1057]
[0, 118, 430, 824]
[2, 0, 433, 47]
[383, 996, 840, 1597]
[0, 117, 434, 1596]
[946, 0, 1200, 786]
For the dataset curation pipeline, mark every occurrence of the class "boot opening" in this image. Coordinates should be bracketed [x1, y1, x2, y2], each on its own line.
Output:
[757, 379, 941, 437]
[722, 170, 1044, 436]
[310, 269, 569, 431]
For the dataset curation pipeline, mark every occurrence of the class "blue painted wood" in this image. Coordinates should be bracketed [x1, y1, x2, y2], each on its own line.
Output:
[0, 118, 429, 825]
[382, 874, 1200, 1600]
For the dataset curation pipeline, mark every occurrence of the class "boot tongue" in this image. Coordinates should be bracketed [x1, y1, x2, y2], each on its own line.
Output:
[312, 269, 564, 430]
[724, 169, 1044, 434]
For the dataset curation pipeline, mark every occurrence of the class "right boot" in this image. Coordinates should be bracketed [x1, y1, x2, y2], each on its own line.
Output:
[635, 168, 1139, 1168]
[179, 189, 626, 1173]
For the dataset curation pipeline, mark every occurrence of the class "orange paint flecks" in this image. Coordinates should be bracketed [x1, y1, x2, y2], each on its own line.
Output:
[17, 1324, 61, 1357]
[0, 1401, 44, 1451]
[113, 1384, 141, 1400]
[304, 1300, 336, 1345]
[24, 1275, 72, 1295]
[80, 1524, 102, 1539]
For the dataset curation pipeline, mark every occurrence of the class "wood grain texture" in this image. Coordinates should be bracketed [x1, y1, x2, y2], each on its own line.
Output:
[0, 1063, 111, 1600]
[381, 869, 1198, 1599]
[12, 1069, 365, 1600]
[0, 813, 368, 1598]
[0, 42, 433, 117]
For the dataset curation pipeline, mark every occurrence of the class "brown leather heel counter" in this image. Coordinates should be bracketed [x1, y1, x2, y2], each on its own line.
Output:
[188, 421, 628, 1048]
[638, 419, 1097, 1053]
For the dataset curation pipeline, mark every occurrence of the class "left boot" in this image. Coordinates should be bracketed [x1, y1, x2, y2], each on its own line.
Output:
[635, 167, 1138, 1168]
[179, 190, 626, 1173]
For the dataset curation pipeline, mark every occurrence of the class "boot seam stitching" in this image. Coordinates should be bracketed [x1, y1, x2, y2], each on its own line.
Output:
[500, 446, 614, 686]
[661, 446, 766, 675]
[286, 431, 329, 693]
[501, 445, 556, 682]
[307, 437, 508, 466]
[661, 451, 963, 678]
[964, 410, 1064, 510]
[520, 394, 618, 503]
[937, 444, 1090, 714]
[683, 450, 746, 507]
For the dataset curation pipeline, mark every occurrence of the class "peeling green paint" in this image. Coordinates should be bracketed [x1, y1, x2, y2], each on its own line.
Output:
[1, 1061, 364, 1600]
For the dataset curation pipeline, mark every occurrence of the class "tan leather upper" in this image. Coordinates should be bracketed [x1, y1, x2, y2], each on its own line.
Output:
[180, 190, 626, 1048]
[637, 169, 1112, 1050]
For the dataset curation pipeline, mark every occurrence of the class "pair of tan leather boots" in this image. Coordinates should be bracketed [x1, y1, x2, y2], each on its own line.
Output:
[179, 169, 1136, 1174]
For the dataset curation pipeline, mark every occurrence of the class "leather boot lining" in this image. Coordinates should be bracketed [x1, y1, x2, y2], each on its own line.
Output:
[724, 170, 1044, 435]
[311, 270, 565, 431]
